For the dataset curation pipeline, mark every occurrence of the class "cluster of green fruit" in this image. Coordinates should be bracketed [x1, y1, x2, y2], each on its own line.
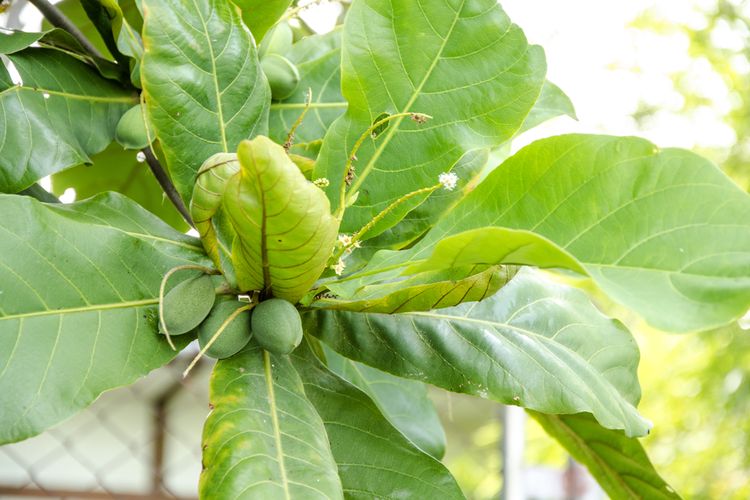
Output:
[160, 272, 303, 359]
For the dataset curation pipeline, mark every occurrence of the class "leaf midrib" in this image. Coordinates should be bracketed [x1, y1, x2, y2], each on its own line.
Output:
[0, 85, 137, 103]
[0, 298, 159, 321]
[189, 0, 228, 151]
[264, 350, 292, 500]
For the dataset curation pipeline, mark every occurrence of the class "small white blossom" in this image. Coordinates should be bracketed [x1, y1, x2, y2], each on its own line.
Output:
[313, 177, 330, 188]
[439, 172, 458, 191]
[338, 234, 352, 247]
[136, 151, 147, 163]
[331, 258, 346, 276]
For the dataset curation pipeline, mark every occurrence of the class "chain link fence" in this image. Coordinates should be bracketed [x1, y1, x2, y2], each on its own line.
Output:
[0, 347, 213, 499]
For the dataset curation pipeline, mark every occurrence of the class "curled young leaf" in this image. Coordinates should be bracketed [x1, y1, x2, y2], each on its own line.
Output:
[223, 136, 339, 302]
[190, 153, 241, 284]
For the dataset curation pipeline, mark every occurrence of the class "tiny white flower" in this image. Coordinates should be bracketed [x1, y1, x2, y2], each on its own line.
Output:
[331, 258, 346, 276]
[136, 151, 147, 163]
[438, 172, 458, 191]
[313, 177, 330, 188]
[338, 234, 352, 247]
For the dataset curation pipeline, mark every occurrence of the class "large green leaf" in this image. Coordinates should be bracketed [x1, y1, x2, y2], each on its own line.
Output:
[51, 143, 188, 231]
[531, 412, 681, 499]
[0, 41, 135, 192]
[201, 344, 343, 499]
[324, 348, 447, 460]
[291, 342, 464, 499]
[268, 30, 345, 155]
[398, 134, 750, 332]
[306, 268, 650, 437]
[223, 136, 339, 301]
[233, 0, 293, 43]
[314, 0, 546, 236]
[141, 0, 270, 202]
[0, 193, 209, 444]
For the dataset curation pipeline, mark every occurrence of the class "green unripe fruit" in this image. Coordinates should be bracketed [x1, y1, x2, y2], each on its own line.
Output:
[115, 104, 150, 150]
[251, 299, 303, 355]
[161, 274, 216, 335]
[198, 300, 252, 359]
[259, 22, 293, 59]
[261, 54, 300, 100]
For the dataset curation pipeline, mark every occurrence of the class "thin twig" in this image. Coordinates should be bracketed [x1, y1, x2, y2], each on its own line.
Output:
[27, 0, 105, 60]
[142, 147, 195, 228]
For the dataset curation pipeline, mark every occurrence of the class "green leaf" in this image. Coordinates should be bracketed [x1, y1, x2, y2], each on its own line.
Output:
[400, 228, 585, 277]
[530, 412, 681, 499]
[233, 0, 293, 42]
[268, 30, 345, 156]
[314, 0, 546, 236]
[404, 134, 750, 332]
[0, 193, 209, 444]
[324, 347, 447, 460]
[223, 136, 339, 302]
[201, 344, 343, 499]
[314, 265, 512, 314]
[141, 0, 270, 202]
[305, 268, 650, 437]
[0, 43, 135, 192]
[51, 143, 188, 231]
[291, 342, 465, 499]
[517, 80, 577, 135]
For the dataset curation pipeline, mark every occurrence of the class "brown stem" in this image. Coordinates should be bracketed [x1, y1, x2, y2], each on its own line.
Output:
[27, 0, 105, 60]
[142, 147, 194, 228]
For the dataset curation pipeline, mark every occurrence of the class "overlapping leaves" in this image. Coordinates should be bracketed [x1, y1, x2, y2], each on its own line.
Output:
[314, 0, 547, 237]
[141, 0, 270, 202]
[307, 268, 651, 437]
[202, 345, 343, 499]
[339, 134, 750, 333]
[0, 31, 134, 192]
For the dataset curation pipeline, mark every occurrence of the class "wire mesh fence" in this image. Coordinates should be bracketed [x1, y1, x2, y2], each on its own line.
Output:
[0, 347, 213, 499]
